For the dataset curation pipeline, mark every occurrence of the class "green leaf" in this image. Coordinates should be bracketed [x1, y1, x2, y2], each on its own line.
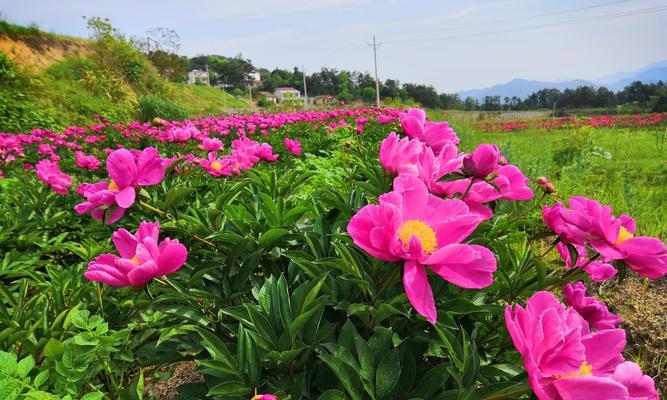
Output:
[317, 390, 347, 400]
[437, 172, 466, 182]
[318, 353, 365, 400]
[258, 228, 289, 247]
[0, 351, 17, 374]
[195, 328, 237, 372]
[375, 350, 401, 399]
[565, 243, 580, 270]
[15, 356, 34, 379]
[289, 296, 327, 337]
[207, 381, 250, 397]
[43, 338, 64, 359]
[164, 187, 195, 209]
[80, 392, 105, 400]
[412, 362, 450, 398]
[441, 299, 487, 315]
[33, 370, 49, 388]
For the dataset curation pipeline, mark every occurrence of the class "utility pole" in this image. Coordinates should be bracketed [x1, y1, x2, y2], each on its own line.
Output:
[552, 101, 556, 118]
[302, 64, 309, 109]
[205, 64, 210, 86]
[369, 35, 381, 108]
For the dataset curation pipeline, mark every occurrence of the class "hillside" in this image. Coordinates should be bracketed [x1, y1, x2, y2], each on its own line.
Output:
[0, 21, 247, 133]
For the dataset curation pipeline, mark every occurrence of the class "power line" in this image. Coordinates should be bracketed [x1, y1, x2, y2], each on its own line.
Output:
[377, 0, 634, 38]
[382, 5, 667, 45]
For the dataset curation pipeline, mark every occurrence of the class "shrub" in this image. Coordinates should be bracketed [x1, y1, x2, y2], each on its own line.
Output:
[137, 94, 187, 122]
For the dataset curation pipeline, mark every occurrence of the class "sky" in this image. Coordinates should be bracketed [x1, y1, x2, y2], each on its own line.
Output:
[1, 0, 666, 92]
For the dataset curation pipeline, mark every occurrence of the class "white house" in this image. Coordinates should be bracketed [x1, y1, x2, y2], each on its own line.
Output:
[187, 69, 210, 85]
[274, 87, 301, 102]
[249, 71, 262, 86]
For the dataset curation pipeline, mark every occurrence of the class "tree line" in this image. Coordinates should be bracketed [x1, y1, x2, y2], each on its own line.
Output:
[136, 27, 667, 112]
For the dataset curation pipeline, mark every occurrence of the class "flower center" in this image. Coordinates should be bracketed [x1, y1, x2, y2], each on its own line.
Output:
[398, 220, 437, 253]
[556, 361, 593, 380]
[210, 161, 222, 171]
[615, 227, 634, 244]
[108, 180, 120, 191]
[130, 256, 140, 266]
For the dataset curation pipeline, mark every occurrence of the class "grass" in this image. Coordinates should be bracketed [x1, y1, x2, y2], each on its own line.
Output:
[428, 110, 667, 236]
[170, 83, 250, 115]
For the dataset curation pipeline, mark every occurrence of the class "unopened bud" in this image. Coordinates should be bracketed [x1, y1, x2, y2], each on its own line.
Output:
[544, 182, 555, 193]
[536, 176, 548, 185]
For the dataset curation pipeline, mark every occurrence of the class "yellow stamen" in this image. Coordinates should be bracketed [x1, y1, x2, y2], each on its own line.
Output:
[556, 361, 593, 380]
[615, 227, 634, 244]
[108, 180, 120, 191]
[130, 256, 140, 266]
[398, 220, 438, 253]
[210, 161, 222, 171]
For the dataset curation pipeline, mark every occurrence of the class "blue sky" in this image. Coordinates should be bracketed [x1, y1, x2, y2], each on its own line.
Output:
[1, 0, 666, 92]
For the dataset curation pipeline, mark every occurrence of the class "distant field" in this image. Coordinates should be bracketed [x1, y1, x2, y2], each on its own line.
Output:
[430, 110, 667, 236]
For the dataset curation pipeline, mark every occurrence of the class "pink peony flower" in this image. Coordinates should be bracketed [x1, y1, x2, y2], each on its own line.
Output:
[347, 175, 496, 323]
[75, 151, 101, 170]
[563, 282, 621, 330]
[251, 395, 278, 400]
[35, 159, 72, 194]
[544, 197, 667, 279]
[399, 108, 460, 152]
[257, 143, 279, 161]
[462, 144, 500, 179]
[505, 291, 657, 400]
[201, 137, 224, 152]
[434, 163, 533, 220]
[284, 138, 302, 155]
[200, 152, 233, 177]
[556, 243, 617, 282]
[75, 147, 165, 224]
[84, 221, 187, 286]
[379, 132, 424, 176]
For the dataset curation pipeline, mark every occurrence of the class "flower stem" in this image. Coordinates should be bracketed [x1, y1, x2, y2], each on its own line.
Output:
[460, 178, 476, 201]
[515, 191, 548, 220]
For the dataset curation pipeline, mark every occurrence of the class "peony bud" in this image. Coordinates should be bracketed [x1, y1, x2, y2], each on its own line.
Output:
[462, 144, 500, 178]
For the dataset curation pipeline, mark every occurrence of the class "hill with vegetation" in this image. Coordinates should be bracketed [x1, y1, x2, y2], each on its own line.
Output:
[0, 19, 247, 133]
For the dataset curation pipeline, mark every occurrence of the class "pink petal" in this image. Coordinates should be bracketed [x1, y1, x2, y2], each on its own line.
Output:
[136, 221, 160, 242]
[112, 228, 139, 259]
[612, 362, 659, 400]
[106, 149, 137, 188]
[156, 239, 188, 275]
[425, 244, 496, 289]
[104, 205, 126, 225]
[553, 375, 629, 400]
[84, 270, 130, 286]
[115, 186, 136, 209]
[581, 329, 626, 374]
[403, 260, 436, 324]
[127, 260, 160, 286]
[136, 147, 165, 186]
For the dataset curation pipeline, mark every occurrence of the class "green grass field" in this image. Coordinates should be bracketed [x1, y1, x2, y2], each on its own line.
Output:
[429, 110, 667, 237]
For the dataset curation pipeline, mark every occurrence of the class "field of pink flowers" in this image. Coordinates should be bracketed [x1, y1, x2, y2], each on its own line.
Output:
[477, 112, 667, 133]
[0, 107, 664, 399]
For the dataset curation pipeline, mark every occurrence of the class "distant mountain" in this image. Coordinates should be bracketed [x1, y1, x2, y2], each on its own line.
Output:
[458, 78, 596, 101]
[457, 59, 667, 101]
[606, 66, 667, 91]
[594, 59, 667, 87]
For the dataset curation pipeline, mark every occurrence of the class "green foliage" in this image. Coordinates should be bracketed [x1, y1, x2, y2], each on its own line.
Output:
[1, 104, 664, 399]
[138, 94, 187, 122]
